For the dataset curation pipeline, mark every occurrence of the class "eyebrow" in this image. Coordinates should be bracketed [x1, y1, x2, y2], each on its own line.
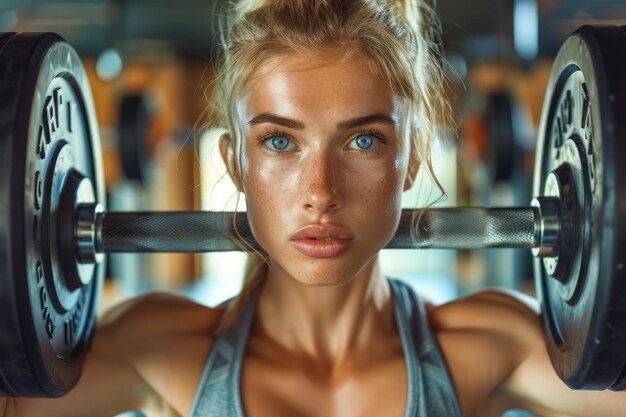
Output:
[247, 112, 305, 129]
[338, 114, 399, 130]
[247, 112, 398, 130]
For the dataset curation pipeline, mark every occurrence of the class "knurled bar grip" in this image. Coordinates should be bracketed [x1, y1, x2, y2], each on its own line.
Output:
[99, 211, 255, 252]
[97, 207, 539, 253]
[408, 207, 538, 249]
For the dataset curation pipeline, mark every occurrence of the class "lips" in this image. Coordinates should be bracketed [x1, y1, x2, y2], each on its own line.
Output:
[290, 224, 354, 258]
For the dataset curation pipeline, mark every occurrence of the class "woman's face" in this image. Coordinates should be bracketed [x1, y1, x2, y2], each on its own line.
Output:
[233, 52, 412, 286]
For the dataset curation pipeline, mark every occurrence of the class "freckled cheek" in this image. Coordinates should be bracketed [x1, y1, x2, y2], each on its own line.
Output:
[354, 157, 406, 209]
[240, 155, 302, 247]
[243, 158, 297, 204]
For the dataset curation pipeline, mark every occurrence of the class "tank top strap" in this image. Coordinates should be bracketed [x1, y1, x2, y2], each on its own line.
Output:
[192, 280, 461, 417]
[190, 285, 262, 417]
[388, 278, 462, 417]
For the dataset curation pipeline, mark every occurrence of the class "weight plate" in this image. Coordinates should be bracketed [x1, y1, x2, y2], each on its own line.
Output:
[486, 92, 517, 183]
[0, 33, 105, 397]
[119, 94, 152, 183]
[534, 25, 626, 390]
[0, 32, 17, 52]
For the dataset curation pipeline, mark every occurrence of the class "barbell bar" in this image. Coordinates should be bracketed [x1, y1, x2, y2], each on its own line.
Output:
[83, 206, 546, 254]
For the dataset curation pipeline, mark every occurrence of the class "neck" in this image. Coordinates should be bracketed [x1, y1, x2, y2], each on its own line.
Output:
[255, 256, 396, 368]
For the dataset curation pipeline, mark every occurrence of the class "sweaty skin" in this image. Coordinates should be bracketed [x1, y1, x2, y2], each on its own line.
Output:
[4, 53, 626, 417]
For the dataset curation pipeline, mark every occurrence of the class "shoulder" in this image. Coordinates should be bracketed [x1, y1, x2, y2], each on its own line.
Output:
[425, 289, 545, 417]
[99, 291, 224, 328]
[428, 288, 542, 342]
[92, 293, 229, 415]
[95, 292, 226, 360]
[428, 287, 545, 368]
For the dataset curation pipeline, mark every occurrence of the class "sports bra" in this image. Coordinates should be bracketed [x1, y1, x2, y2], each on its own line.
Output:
[191, 278, 462, 416]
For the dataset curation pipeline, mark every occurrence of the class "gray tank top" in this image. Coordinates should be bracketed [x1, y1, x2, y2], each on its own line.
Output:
[190, 278, 462, 417]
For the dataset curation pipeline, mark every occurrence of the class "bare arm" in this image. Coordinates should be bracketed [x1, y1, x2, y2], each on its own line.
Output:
[479, 291, 626, 417]
[502, 338, 626, 417]
[8, 345, 151, 417]
[1, 398, 7, 417]
[2, 297, 159, 417]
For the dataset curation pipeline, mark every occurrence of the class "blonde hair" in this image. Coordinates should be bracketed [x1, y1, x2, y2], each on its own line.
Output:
[206, 0, 450, 332]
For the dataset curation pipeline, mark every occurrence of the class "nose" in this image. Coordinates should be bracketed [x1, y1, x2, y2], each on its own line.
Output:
[300, 151, 344, 215]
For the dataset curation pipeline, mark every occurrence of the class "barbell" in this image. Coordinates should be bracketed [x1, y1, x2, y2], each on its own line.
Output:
[0, 25, 625, 398]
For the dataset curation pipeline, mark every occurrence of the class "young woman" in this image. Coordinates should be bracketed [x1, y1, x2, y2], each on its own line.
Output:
[3, 1, 626, 416]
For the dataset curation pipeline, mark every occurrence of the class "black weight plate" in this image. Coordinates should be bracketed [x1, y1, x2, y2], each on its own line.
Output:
[0, 33, 106, 397]
[0, 32, 17, 52]
[119, 94, 151, 182]
[486, 92, 517, 183]
[534, 25, 626, 390]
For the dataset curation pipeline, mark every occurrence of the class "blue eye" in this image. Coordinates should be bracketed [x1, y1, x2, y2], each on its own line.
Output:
[266, 135, 294, 151]
[351, 134, 375, 150]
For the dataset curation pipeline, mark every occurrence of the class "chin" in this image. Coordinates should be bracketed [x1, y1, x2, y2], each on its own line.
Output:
[273, 254, 376, 287]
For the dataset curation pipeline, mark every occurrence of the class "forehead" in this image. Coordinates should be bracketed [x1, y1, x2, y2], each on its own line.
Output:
[237, 53, 403, 121]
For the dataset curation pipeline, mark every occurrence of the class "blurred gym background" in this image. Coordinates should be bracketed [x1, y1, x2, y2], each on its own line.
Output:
[0, 0, 624, 336]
